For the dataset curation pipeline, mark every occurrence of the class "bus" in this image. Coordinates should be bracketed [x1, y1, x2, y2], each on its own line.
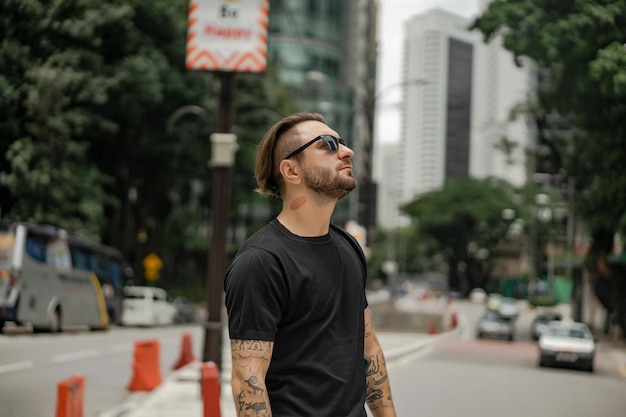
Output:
[0, 222, 131, 332]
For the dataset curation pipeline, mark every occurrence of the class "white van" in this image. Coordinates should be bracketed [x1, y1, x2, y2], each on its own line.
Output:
[120, 286, 176, 327]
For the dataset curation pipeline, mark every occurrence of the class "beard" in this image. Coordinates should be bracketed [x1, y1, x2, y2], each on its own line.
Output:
[302, 164, 357, 200]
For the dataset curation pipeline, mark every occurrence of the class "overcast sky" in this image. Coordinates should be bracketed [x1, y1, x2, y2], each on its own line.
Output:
[374, 0, 481, 143]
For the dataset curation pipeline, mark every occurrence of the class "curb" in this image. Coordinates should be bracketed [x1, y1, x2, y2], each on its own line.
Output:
[384, 327, 461, 362]
[98, 363, 203, 417]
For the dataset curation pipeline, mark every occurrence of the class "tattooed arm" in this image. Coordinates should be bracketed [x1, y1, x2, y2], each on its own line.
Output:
[230, 339, 274, 417]
[364, 308, 397, 417]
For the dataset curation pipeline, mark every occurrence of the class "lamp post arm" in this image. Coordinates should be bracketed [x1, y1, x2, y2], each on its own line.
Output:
[166, 105, 213, 134]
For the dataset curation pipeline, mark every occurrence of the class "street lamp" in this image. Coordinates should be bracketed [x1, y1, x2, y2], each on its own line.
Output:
[530, 193, 552, 282]
[360, 78, 429, 237]
[166, 102, 238, 370]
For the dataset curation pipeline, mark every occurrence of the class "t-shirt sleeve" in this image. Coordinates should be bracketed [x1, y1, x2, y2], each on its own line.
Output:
[224, 246, 286, 341]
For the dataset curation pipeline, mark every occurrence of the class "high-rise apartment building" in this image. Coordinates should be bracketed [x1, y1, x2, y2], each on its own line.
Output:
[376, 6, 534, 229]
[267, 0, 378, 227]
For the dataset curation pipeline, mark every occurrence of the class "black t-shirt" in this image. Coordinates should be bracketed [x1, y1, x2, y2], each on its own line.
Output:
[225, 219, 368, 417]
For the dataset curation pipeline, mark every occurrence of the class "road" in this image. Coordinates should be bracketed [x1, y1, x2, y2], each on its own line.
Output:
[0, 324, 204, 417]
[1, 298, 624, 417]
[382, 300, 626, 417]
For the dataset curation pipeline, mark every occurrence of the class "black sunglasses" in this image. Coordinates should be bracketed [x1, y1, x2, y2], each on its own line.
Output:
[284, 135, 347, 160]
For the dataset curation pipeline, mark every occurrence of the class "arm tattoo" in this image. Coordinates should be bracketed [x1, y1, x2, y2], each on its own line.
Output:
[231, 340, 273, 417]
[364, 309, 396, 414]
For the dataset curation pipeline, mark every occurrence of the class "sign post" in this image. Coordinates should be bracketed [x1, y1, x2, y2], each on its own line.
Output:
[185, 0, 270, 370]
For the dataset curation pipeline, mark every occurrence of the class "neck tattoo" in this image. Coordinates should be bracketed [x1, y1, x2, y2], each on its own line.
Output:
[290, 196, 307, 210]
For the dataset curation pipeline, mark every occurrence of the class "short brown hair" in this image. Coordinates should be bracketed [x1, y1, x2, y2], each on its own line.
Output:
[255, 112, 327, 198]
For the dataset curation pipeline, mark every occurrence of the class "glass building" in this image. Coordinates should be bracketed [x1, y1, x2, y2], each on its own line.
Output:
[268, 0, 378, 228]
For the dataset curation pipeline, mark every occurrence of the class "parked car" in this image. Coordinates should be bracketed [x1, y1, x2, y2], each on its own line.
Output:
[173, 296, 198, 324]
[498, 297, 520, 318]
[476, 310, 515, 341]
[530, 311, 563, 341]
[120, 286, 177, 327]
[538, 321, 595, 372]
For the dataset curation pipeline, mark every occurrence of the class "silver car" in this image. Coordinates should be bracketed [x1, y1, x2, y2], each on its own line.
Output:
[476, 310, 515, 341]
[538, 321, 595, 372]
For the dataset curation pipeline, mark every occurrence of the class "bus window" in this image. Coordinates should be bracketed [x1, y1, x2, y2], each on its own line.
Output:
[106, 258, 123, 291]
[70, 247, 91, 271]
[26, 234, 47, 262]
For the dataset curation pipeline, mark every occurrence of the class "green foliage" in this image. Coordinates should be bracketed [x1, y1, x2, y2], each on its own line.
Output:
[0, 0, 298, 297]
[400, 177, 523, 292]
[470, 0, 626, 237]
[402, 177, 522, 252]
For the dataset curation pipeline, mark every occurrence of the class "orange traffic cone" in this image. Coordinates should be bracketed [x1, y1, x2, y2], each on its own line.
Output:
[127, 339, 162, 391]
[172, 332, 196, 370]
[428, 318, 438, 334]
[55, 375, 85, 417]
[450, 312, 458, 329]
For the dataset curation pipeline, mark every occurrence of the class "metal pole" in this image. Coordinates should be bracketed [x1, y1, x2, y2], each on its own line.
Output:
[203, 72, 237, 369]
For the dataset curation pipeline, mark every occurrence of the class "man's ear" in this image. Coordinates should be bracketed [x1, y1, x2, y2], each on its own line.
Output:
[279, 159, 302, 186]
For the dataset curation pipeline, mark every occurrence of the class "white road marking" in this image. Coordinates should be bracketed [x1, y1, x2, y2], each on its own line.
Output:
[0, 361, 35, 374]
[388, 345, 435, 369]
[52, 349, 101, 363]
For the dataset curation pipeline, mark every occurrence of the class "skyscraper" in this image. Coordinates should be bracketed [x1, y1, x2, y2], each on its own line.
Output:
[376, 6, 533, 229]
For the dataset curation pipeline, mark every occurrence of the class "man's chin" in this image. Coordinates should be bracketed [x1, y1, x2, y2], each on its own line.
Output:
[337, 181, 357, 199]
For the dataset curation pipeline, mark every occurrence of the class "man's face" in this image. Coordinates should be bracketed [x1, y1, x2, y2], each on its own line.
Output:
[290, 121, 357, 200]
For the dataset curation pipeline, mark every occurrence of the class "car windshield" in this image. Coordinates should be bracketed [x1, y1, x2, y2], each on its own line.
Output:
[548, 327, 591, 339]
[537, 314, 561, 323]
[483, 311, 511, 322]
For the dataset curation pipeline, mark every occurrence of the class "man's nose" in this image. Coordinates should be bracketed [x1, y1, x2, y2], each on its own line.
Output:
[339, 144, 354, 159]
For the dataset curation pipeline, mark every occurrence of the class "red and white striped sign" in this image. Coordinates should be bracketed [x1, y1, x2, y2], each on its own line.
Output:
[186, 0, 269, 72]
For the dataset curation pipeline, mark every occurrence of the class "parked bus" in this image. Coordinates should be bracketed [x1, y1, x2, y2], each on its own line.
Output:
[0, 222, 131, 332]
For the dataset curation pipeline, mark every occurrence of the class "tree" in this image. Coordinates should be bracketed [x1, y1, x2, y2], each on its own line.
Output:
[401, 177, 523, 295]
[470, 0, 626, 335]
[0, 0, 298, 294]
[0, 0, 122, 238]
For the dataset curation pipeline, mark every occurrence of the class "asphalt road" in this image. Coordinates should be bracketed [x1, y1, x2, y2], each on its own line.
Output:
[1, 297, 624, 417]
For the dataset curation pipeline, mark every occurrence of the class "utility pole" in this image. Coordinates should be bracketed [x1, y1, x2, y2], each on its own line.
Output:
[203, 72, 237, 370]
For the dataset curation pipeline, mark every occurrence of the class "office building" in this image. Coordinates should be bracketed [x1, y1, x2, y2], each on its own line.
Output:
[268, 0, 378, 227]
[376, 7, 534, 229]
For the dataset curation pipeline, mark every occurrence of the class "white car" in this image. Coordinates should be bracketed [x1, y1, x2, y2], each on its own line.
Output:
[538, 321, 595, 372]
[476, 310, 515, 341]
[120, 286, 177, 327]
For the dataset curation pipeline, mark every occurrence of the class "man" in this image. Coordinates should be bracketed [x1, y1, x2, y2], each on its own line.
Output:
[225, 112, 397, 417]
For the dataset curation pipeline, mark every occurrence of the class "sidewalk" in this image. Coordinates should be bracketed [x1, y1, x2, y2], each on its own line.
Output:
[99, 329, 458, 417]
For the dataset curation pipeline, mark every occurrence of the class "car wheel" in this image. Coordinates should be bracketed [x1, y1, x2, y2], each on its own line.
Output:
[49, 308, 61, 333]
[538, 356, 546, 367]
